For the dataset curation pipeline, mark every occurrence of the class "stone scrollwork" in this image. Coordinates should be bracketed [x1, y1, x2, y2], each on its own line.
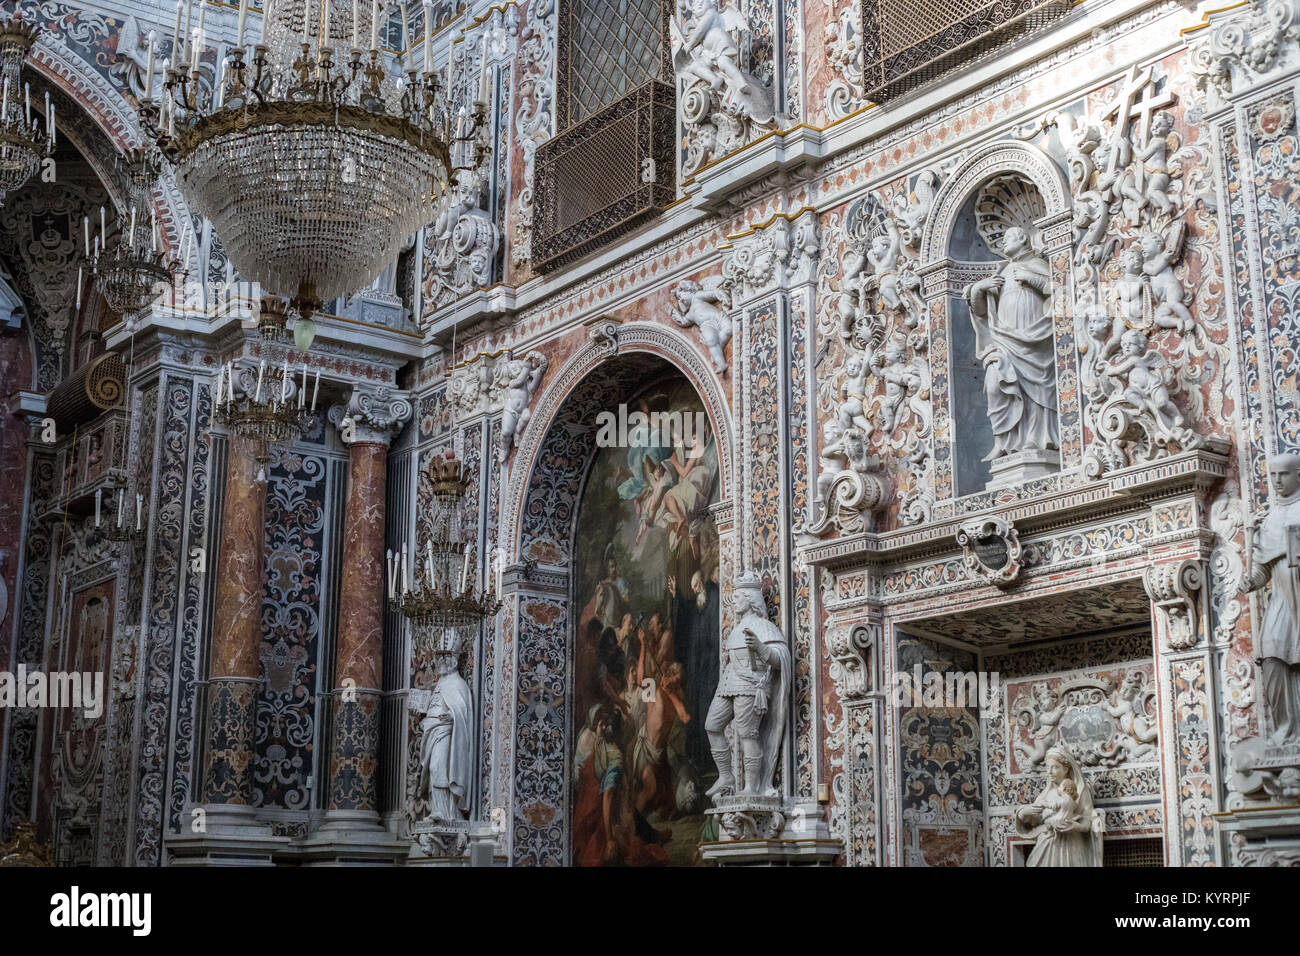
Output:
[427, 177, 499, 312]
[450, 352, 496, 420]
[1143, 558, 1204, 651]
[1189, 0, 1300, 101]
[956, 516, 1023, 586]
[1012, 671, 1158, 769]
[672, 0, 783, 175]
[721, 208, 821, 301]
[822, 0, 863, 120]
[826, 625, 870, 702]
[328, 384, 414, 446]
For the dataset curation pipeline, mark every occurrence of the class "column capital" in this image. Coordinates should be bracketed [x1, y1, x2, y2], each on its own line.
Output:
[328, 384, 413, 447]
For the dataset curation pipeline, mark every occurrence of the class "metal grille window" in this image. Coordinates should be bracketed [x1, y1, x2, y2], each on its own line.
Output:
[534, 0, 676, 272]
[861, 0, 1074, 103]
[563, 0, 664, 128]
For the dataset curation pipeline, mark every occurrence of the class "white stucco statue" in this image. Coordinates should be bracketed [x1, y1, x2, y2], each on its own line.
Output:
[964, 226, 1059, 461]
[671, 277, 733, 373]
[705, 571, 791, 798]
[1244, 453, 1300, 745]
[494, 350, 548, 452]
[1014, 745, 1103, 866]
[413, 646, 474, 822]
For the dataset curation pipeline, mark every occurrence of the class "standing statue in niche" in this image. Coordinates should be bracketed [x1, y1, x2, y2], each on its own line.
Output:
[704, 572, 791, 799]
[964, 226, 1059, 461]
[1015, 745, 1103, 866]
[1244, 454, 1300, 745]
[412, 640, 474, 822]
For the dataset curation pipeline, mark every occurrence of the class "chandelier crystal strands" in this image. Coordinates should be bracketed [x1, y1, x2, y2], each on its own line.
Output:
[212, 297, 320, 479]
[0, 16, 53, 201]
[145, 0, 489, 347]
[81, 148, 186, 318]
[390, 449, 500, 654]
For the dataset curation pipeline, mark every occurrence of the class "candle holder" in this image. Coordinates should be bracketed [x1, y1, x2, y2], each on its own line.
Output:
[0, 15, 53, 200]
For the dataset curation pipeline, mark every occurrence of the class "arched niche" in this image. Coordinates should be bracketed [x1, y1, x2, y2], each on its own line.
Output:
[919, 141, 1079, 498]
[500, 322, 735, 866]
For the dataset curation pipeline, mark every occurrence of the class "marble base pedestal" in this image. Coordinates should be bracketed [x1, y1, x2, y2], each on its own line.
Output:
[699, 797, 842, 866]
[164, 805, 291, 866]
[1218, 738, 1300, 865]
[987, 448, 1059, 489]
[295, 809, 410, 866]
[405, 820, 506, 866]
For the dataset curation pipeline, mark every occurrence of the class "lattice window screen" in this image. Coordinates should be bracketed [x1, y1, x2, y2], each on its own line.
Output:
[1102, 838, 1164, 868]
[563, 0, 663, 128]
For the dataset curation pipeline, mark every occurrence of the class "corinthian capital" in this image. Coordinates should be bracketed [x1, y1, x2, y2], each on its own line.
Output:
[328, 384, 414, 447]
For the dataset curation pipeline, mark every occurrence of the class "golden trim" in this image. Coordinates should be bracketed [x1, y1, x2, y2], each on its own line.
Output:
[1180, 1, 1251, 36]
[1212, 803, 1300, 817]
[722, 205, 819, 242]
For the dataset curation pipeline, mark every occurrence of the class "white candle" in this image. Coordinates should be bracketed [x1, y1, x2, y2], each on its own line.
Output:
[42, 91, 49, 134]
[478, 35, 489, 105]
[83, 216, 89, 255]
[2, 78, 7, 122]
[191, 27, 202, 73]
[386, 548, 395, 599]
[460, 551, 469, 593]
[255, 359, 265, 402]
[214, 364, 224, 405]
[136, 493, 144, 531]
[236, 0, 249, 48]
[401, 2, 412, 70]
[117, 489, 125, 528]
[321, 0, 331, 45]
[152, 214, 159, 253]
[370, 0, 379, 51]
[352, 0, 359, 48]
[426, 540, 434, 587]
[402, 546, 409, 593]
[311, 368, 320, 410]
[215, 59, 226, 108]
[145, 31, 156, 101]
[24, 83, 29, 123]
[281, 359, 289, 401]
[300, 363, 307, 408]
[50, 103, 56, 145]
[100, 205, 106, 239]
[95, 488, 102, 526]
[422, 0, 432, 61]
[167, 96, 175, 136]
[129, 207, 137, 248]
[172, 1, 183, 61]
[183, 0, 193, 61]
[75, 267, 82, 309]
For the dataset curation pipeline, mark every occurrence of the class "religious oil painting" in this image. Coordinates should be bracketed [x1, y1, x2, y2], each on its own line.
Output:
[571, 374, 721, 866]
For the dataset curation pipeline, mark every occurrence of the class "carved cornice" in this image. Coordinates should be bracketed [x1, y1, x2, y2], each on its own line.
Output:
[328, 384, 414, 447]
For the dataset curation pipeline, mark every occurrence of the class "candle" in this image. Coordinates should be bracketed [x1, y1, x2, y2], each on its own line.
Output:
[117, 489, 125, 528]
[370, 0, 379, 51]
[191, 27, 202, 74]
[49, 103, 55, 145]
[76, 267, 82, 309]
[100, 205, 106, 240]
[386, 549, 395, 599]
[172, 1, 183, 61]
[24, 82, 29, 123]
[311, 368, 320, 411]
[215, 59, 225, 108]
[300, 363, 307, 408]
[352, 0, 359, 48]
[183, 0, 193, 62]
[401, 2, 412, 70]
[167, 96, 175, 136]
[422, 0, 432, 61]
[152, 214, 159, 253]
[321, 0, 331, 45]
[95, 488, 102, 526]
[255, 359, 265, 402]
[145, 31, 156, 101]
[83, 216, 89, 255]
[129, 207, 136, 248]
[281, 359, 289, 401]
[136, 493, 144, 531]
[227, 362, 234, 409]
[460, 551, 469, 593]
[426, 539, 434, 587]
[2, 78, 7, 122]
[402, 546, 409, 593]
[42, 90, 49, 131]
[236, 0, 249, 48]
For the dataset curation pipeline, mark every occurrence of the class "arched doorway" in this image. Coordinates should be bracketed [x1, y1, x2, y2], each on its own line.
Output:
[503, 327, 735, 866]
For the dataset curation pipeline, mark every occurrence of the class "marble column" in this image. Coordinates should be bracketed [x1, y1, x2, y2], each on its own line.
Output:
[323, 386, 412, 825]
[202, 437, 266, 807]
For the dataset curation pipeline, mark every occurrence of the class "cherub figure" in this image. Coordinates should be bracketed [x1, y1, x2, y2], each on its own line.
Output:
[1083, 302, 1122, 363]
[1106, 329, 1186, 433]
[497, 351, 548, 452]
[1138, 111, 1181, 216]
[1105, 670, 1158, 761]
[838, 353, 873, 435]
[869, 338, 918, 435]
[816, 419, 849, 503]
[1014, 682, 1067, 768]
[1115, 245, 1148, 332]
[671, 278, 733, 372]
[673, 0, 752, 107]
[1140, 229, 1194, 334]
[866, 222, 903, 312]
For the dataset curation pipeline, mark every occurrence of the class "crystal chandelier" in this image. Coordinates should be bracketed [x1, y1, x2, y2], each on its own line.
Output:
[0, 16, 53, 200]
[213, 297, 318, 477]
[148, 0, 488, 344]
[391, 450, 499, 652]
[93, 480, 147, 543]
[84, 148, 185, 317]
